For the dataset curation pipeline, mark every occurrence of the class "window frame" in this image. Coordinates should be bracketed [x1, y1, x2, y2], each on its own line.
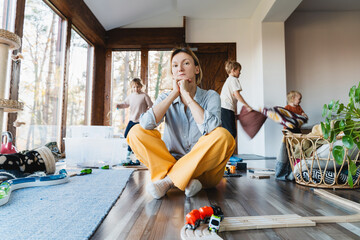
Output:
[6, 0, 96, 151]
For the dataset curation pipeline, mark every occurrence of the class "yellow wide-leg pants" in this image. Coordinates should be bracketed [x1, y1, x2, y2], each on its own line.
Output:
[127, 125, 235, 191]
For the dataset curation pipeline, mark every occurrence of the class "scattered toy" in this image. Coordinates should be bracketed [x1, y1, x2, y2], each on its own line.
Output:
[0, 169, 69, 206]
[208, 214, 221, 232]
[229, 156, 242, 163]
[80, 168, 92, 175]
[185, 205, 224, 230]
[224, 166, 241, 177]
[101, 165, 110, 169]
[122, 160, 140, 166]
[185, 209, 201, 230]
[250, 174, 270, 179]
[248, 168, 275, 175]
[69, 168, 93, 177]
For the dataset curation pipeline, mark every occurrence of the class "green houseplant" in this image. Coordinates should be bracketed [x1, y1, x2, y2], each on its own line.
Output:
[321, 82, 360, 187]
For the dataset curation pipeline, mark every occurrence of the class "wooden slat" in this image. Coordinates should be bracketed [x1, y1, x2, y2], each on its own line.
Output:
[46, 0, 106, 46]
[106, 27, 185, 49]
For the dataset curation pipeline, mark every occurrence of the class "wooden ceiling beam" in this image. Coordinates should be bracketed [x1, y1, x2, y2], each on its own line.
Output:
[46, 0, 106, 46]
[106, 27, 185, 49]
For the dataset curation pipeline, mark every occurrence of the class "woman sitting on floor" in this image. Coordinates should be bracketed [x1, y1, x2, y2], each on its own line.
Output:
[127, 47, 235, 199]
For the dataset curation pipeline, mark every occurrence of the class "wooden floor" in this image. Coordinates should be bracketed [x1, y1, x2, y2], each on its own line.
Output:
[91, 159, 360, 240]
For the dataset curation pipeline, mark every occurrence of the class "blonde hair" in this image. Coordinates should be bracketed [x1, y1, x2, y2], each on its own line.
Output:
[287, 91, 302, 104]
[225, 60, 241, 75]
[170, 46, 203, 85]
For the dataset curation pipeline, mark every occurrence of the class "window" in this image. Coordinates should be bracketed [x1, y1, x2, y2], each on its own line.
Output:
[16, 0, 66, 150]
[66, 28, 93, 126]
[111, 51, 141, 136]
[148, 50, 172, 101]
[110, 50, 172, 135]
[0, 0, 16, 31]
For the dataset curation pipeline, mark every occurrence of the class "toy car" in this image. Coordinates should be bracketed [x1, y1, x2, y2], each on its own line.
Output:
[185, 209, 201, 230]
[199, 206, 213, 223]
[208, 214, 221, 232]
[211, 204, 224, 221]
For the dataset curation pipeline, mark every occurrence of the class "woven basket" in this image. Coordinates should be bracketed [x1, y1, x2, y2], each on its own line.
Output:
[0, 29, 21, 50]
[284, 132, 360, 189]
[0, 99, 24, 112]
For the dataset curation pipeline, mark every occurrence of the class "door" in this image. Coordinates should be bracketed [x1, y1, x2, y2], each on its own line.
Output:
[187, 43, 236, 94]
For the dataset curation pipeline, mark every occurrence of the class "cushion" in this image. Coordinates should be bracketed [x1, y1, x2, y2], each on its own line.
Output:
[262, 106, 308, 130]
[237, 107, 267, 139]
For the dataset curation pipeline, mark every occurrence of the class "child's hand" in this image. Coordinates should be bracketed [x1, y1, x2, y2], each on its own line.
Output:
[246, 106, 253, 112]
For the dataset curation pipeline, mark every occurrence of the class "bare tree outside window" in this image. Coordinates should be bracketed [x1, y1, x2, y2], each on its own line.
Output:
[111, 51, 141, 136]
[66, 29, 92, 127]
[17, 0, 65, 150]
[148, 50, 172, 101]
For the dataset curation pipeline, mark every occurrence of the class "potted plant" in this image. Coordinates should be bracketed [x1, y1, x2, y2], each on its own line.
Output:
[321, 82, 360, 187]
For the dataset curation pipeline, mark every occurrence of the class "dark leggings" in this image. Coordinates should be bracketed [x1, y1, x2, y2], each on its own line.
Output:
[124, 121, 139, 152]
[221, 108, 236, 139]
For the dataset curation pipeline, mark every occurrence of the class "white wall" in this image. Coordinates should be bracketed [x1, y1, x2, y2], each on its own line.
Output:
[186, 18, 261, 153]
[185, 0, 306, 157]
[186, 18, 268, 155]
[186, 0, 293, 157]
[285, 11, 360, 127]
[262, 22, 287, 157]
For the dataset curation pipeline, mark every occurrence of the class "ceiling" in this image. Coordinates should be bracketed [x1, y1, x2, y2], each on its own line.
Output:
[84, 0, 360, 31]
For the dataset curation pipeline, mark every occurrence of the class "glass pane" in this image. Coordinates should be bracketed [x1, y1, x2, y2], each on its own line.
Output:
[111, 51, 141, 136]
[148, 50, 172, 133]
[0, 0, 16, 31]
[66, 29, 91, 126]
[17, 0, 65, 150]
[148, 51, 172, 101]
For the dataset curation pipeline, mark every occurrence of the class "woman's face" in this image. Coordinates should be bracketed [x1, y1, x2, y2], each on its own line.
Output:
[171, 52, 199, 84]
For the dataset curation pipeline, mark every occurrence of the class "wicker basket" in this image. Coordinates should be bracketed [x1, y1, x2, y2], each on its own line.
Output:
[284, 131, 360, 189]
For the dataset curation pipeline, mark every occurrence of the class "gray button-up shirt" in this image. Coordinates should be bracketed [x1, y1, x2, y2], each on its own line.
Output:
[140, 87, 221, 160]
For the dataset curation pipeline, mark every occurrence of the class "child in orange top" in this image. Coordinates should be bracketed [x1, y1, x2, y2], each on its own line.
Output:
[284, 91, 308, 133]
[285, 91, 308, 117]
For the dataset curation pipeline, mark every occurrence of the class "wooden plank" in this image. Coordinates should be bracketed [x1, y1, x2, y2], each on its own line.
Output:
[250, 175, 270, 179]
[106, 27, 185, 49]
[46, 0, 106, 46]
[219, 215, 315, 232]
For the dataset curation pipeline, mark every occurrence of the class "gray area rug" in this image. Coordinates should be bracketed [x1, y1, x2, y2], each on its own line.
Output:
[0, 168, 134, 240]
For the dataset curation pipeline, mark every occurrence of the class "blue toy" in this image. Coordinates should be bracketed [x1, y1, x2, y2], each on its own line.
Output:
[0, 169, 69, 206]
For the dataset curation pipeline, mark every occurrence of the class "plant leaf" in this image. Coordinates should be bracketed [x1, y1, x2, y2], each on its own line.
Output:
[332, 145, 344, 165]
[355, 86, 360, 102]
[349, 85, 356, 99]
[339, 120, 346, 131]
[328, 100, 335, 110]
[348, 171, 354, 188]
[349, 157, 357, 176]
[322, 104, 328, 118]
[321, 122, 329, 139]
[342, 136, 354, 149]
[329, 129, 336, 142]
[333, 100, 340, 112]
[356, 139, 360, 150]
[337, 103, 344, 114]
